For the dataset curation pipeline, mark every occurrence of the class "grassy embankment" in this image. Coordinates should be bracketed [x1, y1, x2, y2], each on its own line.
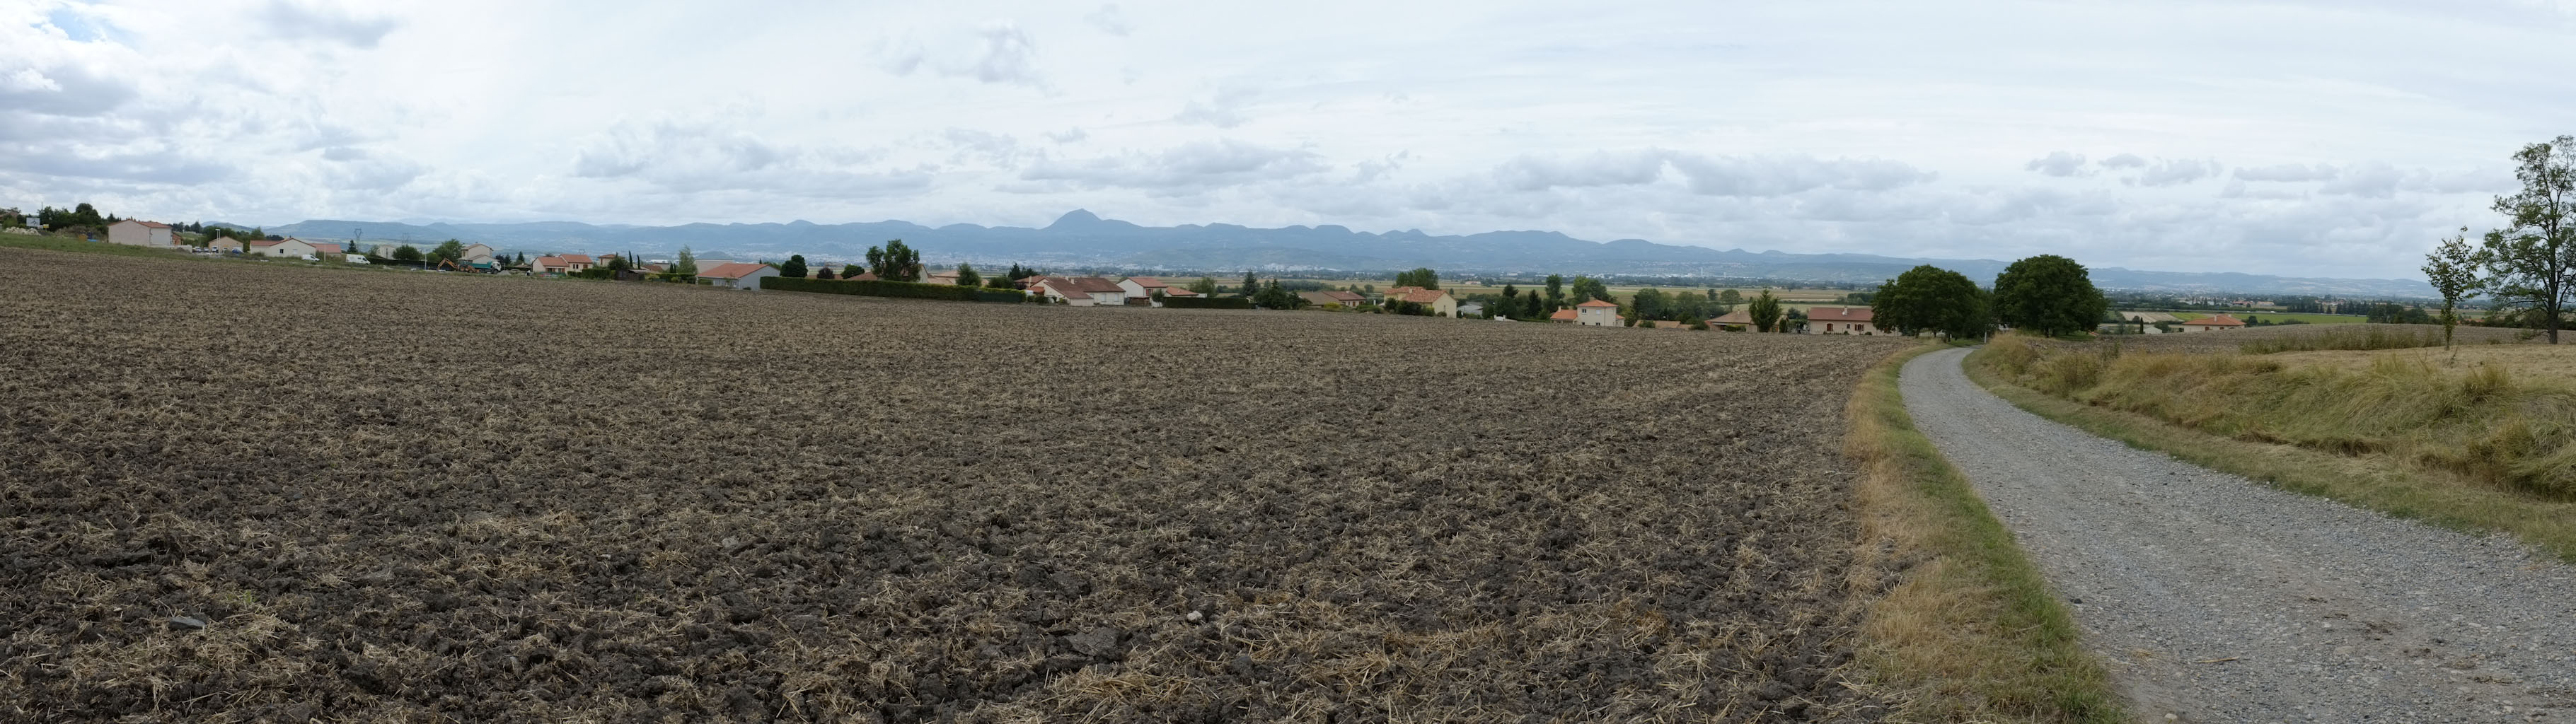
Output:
[1844, 344, 2126, 723]
[1968, 332, 2576, 563]
[2165, 310, 2368, 325]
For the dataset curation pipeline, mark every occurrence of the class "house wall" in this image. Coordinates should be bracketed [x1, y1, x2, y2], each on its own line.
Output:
[107, 223, 173, 247]
[255, 240, 318, 258]
[1576, 307, 1615, 326]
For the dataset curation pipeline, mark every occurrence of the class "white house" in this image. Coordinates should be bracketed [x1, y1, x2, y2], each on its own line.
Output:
[1574, 298, 1620, 326]
[248, 238, 320, 258]
[1807, 306, 1879, 335]
[697, 262, 778, 290]
[106, 220, 176, 247]
[1119, 276, 1178, 305]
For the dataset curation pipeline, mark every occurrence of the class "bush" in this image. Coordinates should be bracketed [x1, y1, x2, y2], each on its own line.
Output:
[570, 268, 616, 280]
[1162, 296, 1254, 310]
[762, 276, 1029, 303]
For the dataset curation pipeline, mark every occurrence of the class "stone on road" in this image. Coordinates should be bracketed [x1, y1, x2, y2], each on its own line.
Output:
[1901, 347, 2576, 723]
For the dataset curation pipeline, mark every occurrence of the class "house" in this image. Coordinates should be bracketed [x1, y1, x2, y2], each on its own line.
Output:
[1297, 291, 1343, 308]
[1391, 288, 1458, 317]
[208, 237, 243, 252]
[529, 255, 572, 274]
[1711, 310, 1757, 331]
[1120, 276, 1183, 305]
[2124, 312, 2181, 324]
[924, 272, 961, 286]
[1807, 306, 1879, 335]
[2177, 314, 2247, 332]
[697, 262, 778, 291]
[1033, 276, 1128, 306]
[1574, 299, 1620, 327]
[1319, 290, 1363, 306]
[248, 238, 320, 258]
[1549, 308, 1579, 322]
[559, 255, 596, 272]
[106, 220, 176, 247]
[308, 243, 346, 256]
[1456, 301, 1485, 317]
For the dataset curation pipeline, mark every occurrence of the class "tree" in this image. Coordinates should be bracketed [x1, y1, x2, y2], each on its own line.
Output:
[1523, 291, 1546, 320]
[607, 254, 632, 272]
[2473, 135, 2576, 344]
[1719, 289, 1744, 307]
[782, 255, 809, 279]
[391, 245, 424, 264]
[1189, 276, 1218, 295]
[1567, 276, 1612, 303]
[1992, 254, 2108, 338]
[2423, 227, 2483, 355]
[1241, 271, 1258, 296]
[1395, 267, 1440, 289]
[866, 240, 920, 281]
[956, 263, 982, 288]
[816, 264, 836, 280]
[1749, 290, 1784, 332]
[1631, 288, 1668, 320]
[986, 275, 1015, 289]
[1544, 274, 1564, 302]
[1872, 265, 1992, 339]
[674, 247, 699, 276]
[1255, 279, 1301, 309]
[428, 240, 467, 266]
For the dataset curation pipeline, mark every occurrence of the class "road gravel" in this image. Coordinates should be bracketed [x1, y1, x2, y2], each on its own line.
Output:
[1902, 347, 2576, 723]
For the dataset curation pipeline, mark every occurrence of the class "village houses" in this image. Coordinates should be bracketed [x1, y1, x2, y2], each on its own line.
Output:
[2176, 314, 2247, 332]
[1807, 306, 1878, 334]
[696, 262, 778, 290]
[1385, 286, 1460, 317]
[1031, 276, 1130, 306]
[1120, 276, 1199, 306]
[1573, 298, 1619, 326]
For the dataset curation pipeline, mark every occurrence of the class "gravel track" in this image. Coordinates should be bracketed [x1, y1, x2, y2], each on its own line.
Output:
[1901, 347, 2576, 723]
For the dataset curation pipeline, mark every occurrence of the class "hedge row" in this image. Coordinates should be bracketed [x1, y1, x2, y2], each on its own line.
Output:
[762, 276, 1028, 303]
[1161, 296, 1254, 310]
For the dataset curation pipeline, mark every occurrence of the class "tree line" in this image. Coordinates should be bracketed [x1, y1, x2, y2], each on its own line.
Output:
[2421, 135, 2575, 346]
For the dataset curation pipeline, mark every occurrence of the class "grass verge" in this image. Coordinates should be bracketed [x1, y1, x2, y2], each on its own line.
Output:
[1845, 343, 2127, 723]
[1964, 338, 2576, 564]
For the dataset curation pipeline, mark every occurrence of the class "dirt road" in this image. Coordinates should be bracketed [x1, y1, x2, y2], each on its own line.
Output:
[1901, 347, 2576, 722]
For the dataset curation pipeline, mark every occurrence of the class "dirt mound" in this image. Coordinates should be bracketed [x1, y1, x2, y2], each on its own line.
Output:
[0, 248, 1912, 722]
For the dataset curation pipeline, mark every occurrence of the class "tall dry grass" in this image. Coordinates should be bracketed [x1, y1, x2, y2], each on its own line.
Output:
[2238, 326, 2449, 354]
[1845, 343, 2125, 723]
[1985, 334, 2576, 498]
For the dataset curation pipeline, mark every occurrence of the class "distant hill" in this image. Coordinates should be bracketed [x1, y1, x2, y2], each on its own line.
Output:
[265, 210, 2435, 298]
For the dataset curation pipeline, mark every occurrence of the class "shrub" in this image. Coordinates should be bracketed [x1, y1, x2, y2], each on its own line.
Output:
[762, 276, 1028, 303]
[1162, 296, 1254, 310]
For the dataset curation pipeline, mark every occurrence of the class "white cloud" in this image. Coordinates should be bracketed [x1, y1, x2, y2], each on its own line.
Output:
[880, 22, 1047, 88]
[2234, 163, 2340, 182]
[2026, 151, 2089, 176]
[1017, 139, 1327, 191]
[1084, 4, 1133, 35]
[2129, 158, 2217, 187]
[258, 0, 398, 48]
[2098, 153, 2146, 169]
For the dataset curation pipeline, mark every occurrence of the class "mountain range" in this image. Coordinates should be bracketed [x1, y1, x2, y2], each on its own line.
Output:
[260, 210, 2435, 298]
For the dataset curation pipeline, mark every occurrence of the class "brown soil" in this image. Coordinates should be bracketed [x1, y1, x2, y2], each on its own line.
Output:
[0, 247, 1913, 723]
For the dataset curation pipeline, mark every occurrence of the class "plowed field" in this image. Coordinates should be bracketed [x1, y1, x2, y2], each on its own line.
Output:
[0, 247, 1912, 723]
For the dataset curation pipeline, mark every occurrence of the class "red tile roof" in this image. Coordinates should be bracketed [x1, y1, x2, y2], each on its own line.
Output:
[1126, 276, 1169, 289]
[308, 243, 345, 255]
[2185, 314, 2246, 327]
[698, 262, 773, 279]
[1323, 291, 1365, 303]
[1711, 310, 1754, 325]
[1162, 286, 1200, 296]
[120, 220, 171, 228]
[1549, 308, 1578, 321]
[1068, 276, 1125, 293]
[1576, 299, 1618, 308]
[532, 255, 565, 267]
[1808, 306, 1874, 322]
[1397, 288, 1449, 304]
[560, 255, 594, 264]
[1035, 278, 1089, 299]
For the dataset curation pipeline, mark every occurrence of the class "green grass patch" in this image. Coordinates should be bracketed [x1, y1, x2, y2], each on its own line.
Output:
[0, 233, 209, 259]
[1968, 335, 2576, 564]
[1845, 343, 2126, 723]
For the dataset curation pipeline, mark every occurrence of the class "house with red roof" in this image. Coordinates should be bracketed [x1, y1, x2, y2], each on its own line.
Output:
[1806, 306, 1878, 335]
[1574, 298, 1620, 327]
[106, 219, 175, 247]
[1549, 308, 1579, 322]
[2177, 314, 2247, 332]
[1120, 276, 1201, 305]
[695, 262, 777, 291]
[1711, 310, 1757, 331]
[248, 238, 321, 259]
[1389, 287, 1458, 317]
[1029, 276, 1128, 306]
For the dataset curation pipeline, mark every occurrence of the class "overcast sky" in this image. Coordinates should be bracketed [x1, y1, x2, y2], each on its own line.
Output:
[6, 1, 2572, 279]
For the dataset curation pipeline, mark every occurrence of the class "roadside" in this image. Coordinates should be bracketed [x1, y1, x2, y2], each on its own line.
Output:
[1906, 346, 2576, 721]
[1842, 343, 2124, 723]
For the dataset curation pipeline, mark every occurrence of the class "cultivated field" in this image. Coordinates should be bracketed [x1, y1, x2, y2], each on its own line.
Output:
[0, 247, 1914, 723]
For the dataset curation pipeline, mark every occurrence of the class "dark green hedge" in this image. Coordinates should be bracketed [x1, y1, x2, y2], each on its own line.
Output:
[763, 276, 1027, 303]
[1162, 296, 1254, 310]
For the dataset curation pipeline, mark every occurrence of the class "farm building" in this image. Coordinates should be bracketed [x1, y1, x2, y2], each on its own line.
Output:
[1711, 310, 1755, 331]
[105, 220, 176, 247]
[697, 262, 778, 291]
[2177, 314, 2247, 332]
[1807, 307, 1878, 335]
[1574, 299, 1620, 327]
[1390, 288, 1459, 317]
[248, 238, 321, 258]
[1032, 276, 1128, 306]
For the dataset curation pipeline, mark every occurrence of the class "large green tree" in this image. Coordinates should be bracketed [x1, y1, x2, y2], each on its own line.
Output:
[673, 246, 699, 276]
[865, 240, 920, 281]
[1872, 265, 1992, 339]
[428, 240, 466, 266]
[1394, 267, 1440, 289]
[1568, 276, 1611, 303]
[2473, 135, 2576, 344]
[956, 262, 982, 287]
[1992, 255, 2108, 337]
[782, 255, 809, 278]
[1630, 288, 1668, 320]
[1189, 276, 1218, 295]
[1748, 290, 1784, 332]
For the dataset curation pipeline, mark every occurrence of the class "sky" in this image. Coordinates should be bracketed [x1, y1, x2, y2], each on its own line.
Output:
[4, 1, 2572, 279]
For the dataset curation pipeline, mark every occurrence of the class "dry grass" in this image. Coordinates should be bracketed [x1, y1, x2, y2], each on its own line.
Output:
[1843, 344, 2125, 723]
[1970, 334, 2576, 564]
